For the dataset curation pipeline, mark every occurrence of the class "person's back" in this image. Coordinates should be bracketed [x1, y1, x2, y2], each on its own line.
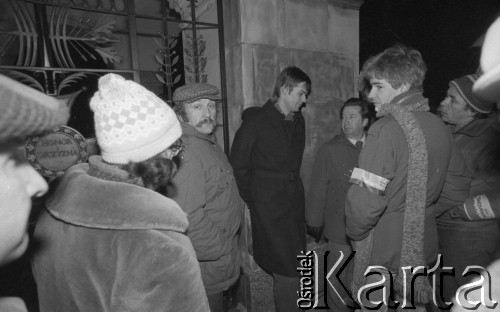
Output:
[347, 97, 463, 269]
[34, 162, 207, 312]
[32, 74, 209, 312]
[346, 45, 470, 312]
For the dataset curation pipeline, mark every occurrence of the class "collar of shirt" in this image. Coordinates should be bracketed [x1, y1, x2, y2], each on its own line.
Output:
[347, 134, 365, 146]
[274, 102, 295, 121]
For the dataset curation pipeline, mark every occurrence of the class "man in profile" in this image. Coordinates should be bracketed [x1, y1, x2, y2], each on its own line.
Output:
[345, 45, 469, 311]
[437, 74, 500, 301]
[0, 74, 68, 311]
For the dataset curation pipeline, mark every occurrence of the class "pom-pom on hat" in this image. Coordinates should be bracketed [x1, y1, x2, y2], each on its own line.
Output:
[172, 83, 220, 109]
[474, 17, 500, 102]
[0, 74, 68, 142]
[90, 74, 181, 164]
[450, 74, 494, 114]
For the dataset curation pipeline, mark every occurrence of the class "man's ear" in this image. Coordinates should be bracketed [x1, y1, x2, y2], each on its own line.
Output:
[362, 118, 369, 128]
[400, 83, 411, 93]
[279, 86, 288, 97]
[465, 108, 476, 118]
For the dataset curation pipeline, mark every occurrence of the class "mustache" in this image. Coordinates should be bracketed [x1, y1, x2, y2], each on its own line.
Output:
[195, 118, 215, 127]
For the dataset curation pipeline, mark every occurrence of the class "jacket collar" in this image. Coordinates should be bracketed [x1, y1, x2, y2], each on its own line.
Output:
[455, 115, 500, 137]
[181, 121, 217, 144]
[45, 163, 188, 232]
[262, 99, 301, 128]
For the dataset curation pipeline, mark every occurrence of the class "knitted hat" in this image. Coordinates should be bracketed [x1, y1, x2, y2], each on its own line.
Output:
[172, 83, 220, 109]
[450, 74, 494, 114]
[0, 74, 68, 143]
[474, 17, 500, 102]
[90, 74, 181, 164]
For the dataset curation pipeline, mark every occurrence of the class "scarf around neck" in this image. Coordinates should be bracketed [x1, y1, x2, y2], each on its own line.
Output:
[352, 90, 433, 306]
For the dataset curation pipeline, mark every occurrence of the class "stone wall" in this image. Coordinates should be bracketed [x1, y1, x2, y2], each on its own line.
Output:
[223, 0, 362, 195]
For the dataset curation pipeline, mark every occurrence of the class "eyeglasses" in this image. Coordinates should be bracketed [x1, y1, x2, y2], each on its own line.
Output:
[164, 139, 183, 159]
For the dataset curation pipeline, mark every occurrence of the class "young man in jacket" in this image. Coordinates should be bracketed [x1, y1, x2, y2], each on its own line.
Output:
[437, 74, 500, 302]
[230, 66, 311, 312]
[306, 98, 372, 311]
[0, 75, 68, 311]
[32, 74, 209, 312]
[169, 83, 244, 312]
[345, 45, 470, 312]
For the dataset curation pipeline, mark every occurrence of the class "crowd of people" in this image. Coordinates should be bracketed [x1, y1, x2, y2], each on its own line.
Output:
[1, 16, 500, 312]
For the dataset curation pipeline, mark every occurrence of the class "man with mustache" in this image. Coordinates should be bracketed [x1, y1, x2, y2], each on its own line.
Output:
[169, 83, 244, 312]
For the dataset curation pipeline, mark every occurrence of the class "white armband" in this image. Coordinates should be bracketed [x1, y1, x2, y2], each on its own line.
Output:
[349, 167, 390, 196]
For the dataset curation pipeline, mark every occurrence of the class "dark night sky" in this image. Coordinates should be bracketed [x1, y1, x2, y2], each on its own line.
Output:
[359, 0, 500, 111]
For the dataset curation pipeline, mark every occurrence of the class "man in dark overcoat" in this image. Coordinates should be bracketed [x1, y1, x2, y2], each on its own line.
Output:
[230, 66, 311, 312]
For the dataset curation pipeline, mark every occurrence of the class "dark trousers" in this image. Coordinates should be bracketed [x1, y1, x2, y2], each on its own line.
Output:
[207, 292, 224, 312]
[272, 273, 301, 312]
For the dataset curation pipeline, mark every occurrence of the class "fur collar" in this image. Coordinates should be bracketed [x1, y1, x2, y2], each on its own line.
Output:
[45, 161, 188, 232]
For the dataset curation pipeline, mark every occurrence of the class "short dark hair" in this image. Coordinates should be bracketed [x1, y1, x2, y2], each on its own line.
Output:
[359, 44, 426, 92]
[121, 152, 178, 196]
[273, 66, 312, 99]
[340, 98, 374, 130]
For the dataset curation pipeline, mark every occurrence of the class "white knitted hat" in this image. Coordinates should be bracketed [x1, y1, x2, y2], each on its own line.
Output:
[90, 74, 181, 164]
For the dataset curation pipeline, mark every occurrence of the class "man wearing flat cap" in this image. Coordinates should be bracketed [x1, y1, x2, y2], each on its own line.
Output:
[169, 83, 243, 312]
[0, 74, 68, 311]
[437, 73, 500, 302]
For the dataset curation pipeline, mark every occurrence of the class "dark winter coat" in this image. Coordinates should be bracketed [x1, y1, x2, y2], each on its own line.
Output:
[32, 157, 209, 312]
[439, 115, 500, 226]
[230, 99, 306, 277]
[306, 134, 361, 244]
[168, 123, 243, 295]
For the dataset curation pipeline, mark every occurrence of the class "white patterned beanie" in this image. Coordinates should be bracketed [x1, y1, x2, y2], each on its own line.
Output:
[90, 74, 181, 164]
